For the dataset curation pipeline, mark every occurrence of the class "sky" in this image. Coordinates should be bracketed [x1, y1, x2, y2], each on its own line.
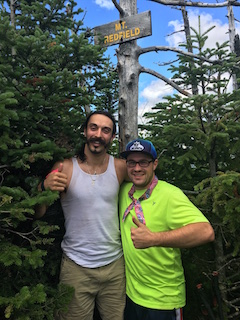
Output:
[75, 0, 240, 122]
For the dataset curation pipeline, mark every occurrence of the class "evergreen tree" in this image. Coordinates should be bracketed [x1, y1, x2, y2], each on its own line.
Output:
[141, 25, 240, 319]
[0, 1, 118, 318]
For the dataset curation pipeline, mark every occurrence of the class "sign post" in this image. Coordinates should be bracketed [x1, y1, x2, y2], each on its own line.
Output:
[93, 9, 152, 150]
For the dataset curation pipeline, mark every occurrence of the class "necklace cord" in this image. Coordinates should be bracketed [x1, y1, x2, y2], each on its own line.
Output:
[85, 156, 106, 184]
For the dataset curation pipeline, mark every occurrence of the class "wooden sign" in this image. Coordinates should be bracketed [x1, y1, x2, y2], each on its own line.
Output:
[94, 11, 152, 47]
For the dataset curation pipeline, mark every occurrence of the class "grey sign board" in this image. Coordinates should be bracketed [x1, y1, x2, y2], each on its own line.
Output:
[94, 11, 152, 47]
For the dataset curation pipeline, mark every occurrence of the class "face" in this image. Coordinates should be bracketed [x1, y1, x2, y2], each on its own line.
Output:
[126, 153, 158, 190]
[84, 114, 115, 155]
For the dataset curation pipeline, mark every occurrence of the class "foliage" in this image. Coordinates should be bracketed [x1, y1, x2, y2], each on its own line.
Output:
[195, 172, 240, 255]
[0, 0, 118, 318]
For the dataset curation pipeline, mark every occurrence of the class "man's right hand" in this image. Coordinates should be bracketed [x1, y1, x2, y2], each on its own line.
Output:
[43, 163, 68, 192]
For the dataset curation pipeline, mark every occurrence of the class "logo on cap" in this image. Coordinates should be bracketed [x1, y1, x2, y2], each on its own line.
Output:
[129, 141, 144, 151]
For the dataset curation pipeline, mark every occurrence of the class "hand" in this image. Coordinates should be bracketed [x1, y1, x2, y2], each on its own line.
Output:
[44, 163, 68, 192]
[131, 216, 154, 249]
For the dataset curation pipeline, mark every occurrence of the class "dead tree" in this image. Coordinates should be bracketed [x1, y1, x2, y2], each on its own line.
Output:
[151, 0, 239, 90]
[228, 3, 238, 90]
[181, 7, 199, 95]
[115, 0, 140, 149]
[113, 0, 222, 150]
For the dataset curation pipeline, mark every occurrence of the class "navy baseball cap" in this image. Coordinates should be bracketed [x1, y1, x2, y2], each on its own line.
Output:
[120, 139, 157, 160]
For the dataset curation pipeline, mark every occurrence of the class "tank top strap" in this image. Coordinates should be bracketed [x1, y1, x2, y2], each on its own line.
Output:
[107, 155, 114, 170]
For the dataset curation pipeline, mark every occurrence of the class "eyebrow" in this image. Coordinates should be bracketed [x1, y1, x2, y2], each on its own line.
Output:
[88, 123, 112, 131]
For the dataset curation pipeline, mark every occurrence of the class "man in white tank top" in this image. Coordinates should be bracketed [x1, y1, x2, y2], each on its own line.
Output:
[36, 111, 128, 320]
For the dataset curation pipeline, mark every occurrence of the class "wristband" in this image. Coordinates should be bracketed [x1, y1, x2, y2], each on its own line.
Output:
[41, 180, 45, 191]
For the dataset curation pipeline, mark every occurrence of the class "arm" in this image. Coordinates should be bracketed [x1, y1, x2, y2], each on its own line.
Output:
[131, 217, 215, 249]
[35, 161, 68, 219]
[115, 158, 129, 184]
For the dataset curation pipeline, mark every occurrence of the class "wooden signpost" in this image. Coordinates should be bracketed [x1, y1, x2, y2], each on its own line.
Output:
[94, 11, 152, 47]
[93, 8, 152, 149]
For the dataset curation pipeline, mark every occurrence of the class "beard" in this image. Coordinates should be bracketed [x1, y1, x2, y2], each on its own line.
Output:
[86, 137, 111, 154]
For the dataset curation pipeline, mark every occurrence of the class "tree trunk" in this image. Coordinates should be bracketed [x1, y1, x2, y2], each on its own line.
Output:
[213, 230, 228, 319]
[10, 0, 16, 57]
[118, 0, 140, 152]
[227, 3, 237, 90]
[209, 143, 228, 319]
[181, 7, 199, 95]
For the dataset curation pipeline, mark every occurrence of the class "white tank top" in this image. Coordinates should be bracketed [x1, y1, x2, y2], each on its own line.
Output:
[61, 156, 123, 268]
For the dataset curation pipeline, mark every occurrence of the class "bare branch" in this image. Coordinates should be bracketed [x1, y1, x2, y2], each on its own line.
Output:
[156, 58, 179, 66]
[0, 226, 39, 243]
[149, 0, 240, 8]
[112, 0, 124, 15]
[140, 66, 192, 97]
[0, 165, 9, 169]
[224, 296, 240, 305]
[228, 311, 240, 319]
[182, 189, 200, 195]
[138, 45, 222, 64]
[226, 283, 240, 293]
[166, 29, 185, 37]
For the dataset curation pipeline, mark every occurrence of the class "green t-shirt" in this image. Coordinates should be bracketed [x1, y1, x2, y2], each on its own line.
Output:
[119, 180, 209, 310]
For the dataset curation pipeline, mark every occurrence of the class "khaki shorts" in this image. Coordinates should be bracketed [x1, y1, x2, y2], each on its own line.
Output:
[57, 255, 126, 320]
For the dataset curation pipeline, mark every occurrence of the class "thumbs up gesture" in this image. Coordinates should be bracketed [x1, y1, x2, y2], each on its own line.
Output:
[131, 216, 154, 249]
[44, 162, 68, 192]
[57, 162, 64, 173]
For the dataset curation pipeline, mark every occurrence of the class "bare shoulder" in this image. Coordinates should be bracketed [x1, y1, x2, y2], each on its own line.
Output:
[51, 158, 72, 174]
[114, 158, 128, 184]
[114, 157, 127, 171]
[62, 158, 73, 172]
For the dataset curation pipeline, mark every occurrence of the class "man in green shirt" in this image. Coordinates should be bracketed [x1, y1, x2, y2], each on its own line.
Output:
[119, 138, 215, 320]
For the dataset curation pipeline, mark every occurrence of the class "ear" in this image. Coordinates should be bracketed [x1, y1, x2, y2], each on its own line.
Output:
[110, 133, 116, 143]
[83, 127, 86, 137]
[153, 158, 158, 171]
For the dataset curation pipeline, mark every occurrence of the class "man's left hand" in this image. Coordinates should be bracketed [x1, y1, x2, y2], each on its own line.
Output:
[131, 216, 154, 249]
